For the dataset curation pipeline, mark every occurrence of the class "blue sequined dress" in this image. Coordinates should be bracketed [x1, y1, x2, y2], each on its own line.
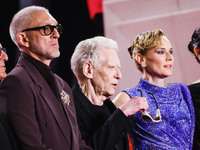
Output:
[123, 78, 195, 150]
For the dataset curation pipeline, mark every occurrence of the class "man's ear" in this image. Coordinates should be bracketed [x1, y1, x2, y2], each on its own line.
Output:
[82, 62, 93, 79]
[16, 32, 29, 47]
[194, 46, 200, 59]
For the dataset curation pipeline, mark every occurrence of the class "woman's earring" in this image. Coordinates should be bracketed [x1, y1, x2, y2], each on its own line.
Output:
[141, 63, 147, 68]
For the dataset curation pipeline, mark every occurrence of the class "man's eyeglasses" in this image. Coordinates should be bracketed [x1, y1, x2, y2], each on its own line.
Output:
[0, 47, 7, 56]
[137, 89, 162, 123]
[22, 24, 62, 36]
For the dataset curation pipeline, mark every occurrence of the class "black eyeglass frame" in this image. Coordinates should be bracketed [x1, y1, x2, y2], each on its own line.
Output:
[137, 89, 162, 123]
[22, 24, 62, 36]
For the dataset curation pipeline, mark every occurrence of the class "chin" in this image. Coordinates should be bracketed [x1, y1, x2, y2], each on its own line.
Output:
[0, 73, 7, 80]
[166, 73, 173, 77]
[48, 52, 60, 59]
[108, 91, 115, 97]
[53, 51, 60, 58]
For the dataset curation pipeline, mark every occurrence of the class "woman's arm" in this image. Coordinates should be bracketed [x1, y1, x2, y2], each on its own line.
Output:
[113, 92, 130, 108]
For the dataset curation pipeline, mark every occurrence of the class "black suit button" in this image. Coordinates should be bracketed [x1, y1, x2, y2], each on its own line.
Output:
[45, 123, 50, 128]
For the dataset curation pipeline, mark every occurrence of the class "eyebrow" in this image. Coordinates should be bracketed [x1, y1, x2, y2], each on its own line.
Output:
[154, 47, 173, 50]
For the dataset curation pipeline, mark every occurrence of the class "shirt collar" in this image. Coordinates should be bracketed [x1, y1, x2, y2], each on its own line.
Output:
[22, 52, 53, 82]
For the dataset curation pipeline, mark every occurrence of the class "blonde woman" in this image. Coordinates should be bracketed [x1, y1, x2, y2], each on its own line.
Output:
[113, 29, 195, 150]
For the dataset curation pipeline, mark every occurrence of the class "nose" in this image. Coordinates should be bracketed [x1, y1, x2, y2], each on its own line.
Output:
[1, 51, 8, 62]
[115, 68, 122, 80]
[166, 52, 173, 61]
[51, 28, 60, 38]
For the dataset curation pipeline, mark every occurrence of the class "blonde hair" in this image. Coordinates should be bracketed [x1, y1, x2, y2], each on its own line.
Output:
[128, 29, 164, 72]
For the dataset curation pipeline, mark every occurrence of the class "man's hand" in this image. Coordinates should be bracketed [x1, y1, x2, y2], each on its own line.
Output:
[119, 96, 149, 117]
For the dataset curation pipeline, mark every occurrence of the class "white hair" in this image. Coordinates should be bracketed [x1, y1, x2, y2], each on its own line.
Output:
[9, 5, 49, 46]
[70, 36, 119, 81]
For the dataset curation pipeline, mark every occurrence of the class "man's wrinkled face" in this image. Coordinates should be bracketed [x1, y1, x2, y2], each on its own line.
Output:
[91, 49, 122, 98]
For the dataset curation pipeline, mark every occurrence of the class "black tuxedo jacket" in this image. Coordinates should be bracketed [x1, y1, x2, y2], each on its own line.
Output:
[0, 53, 92, 150]
[188, 83, 200, 150]
[72, 84, 133, 150]
[0, 115, 19, 150]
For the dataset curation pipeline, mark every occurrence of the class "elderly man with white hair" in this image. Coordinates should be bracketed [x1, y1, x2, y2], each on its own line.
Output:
[71, 36, 149, 150]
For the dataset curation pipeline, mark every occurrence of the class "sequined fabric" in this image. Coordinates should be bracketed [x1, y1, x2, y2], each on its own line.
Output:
[123, 78, 195, 150]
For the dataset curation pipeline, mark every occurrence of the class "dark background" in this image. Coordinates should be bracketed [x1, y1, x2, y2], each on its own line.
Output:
[0, 0, 103, 86]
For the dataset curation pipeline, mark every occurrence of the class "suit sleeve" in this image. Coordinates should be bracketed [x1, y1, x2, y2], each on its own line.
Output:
[0, 74, 52, 150]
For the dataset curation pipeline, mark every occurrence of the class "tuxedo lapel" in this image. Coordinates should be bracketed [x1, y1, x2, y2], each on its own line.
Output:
[38, 83, 71, 144]
[55, 77, 76, 138]
[17, 54, 71, 144]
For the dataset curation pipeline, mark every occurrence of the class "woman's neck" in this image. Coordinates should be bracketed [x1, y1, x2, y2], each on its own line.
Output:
[142, 74, 165, 87]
